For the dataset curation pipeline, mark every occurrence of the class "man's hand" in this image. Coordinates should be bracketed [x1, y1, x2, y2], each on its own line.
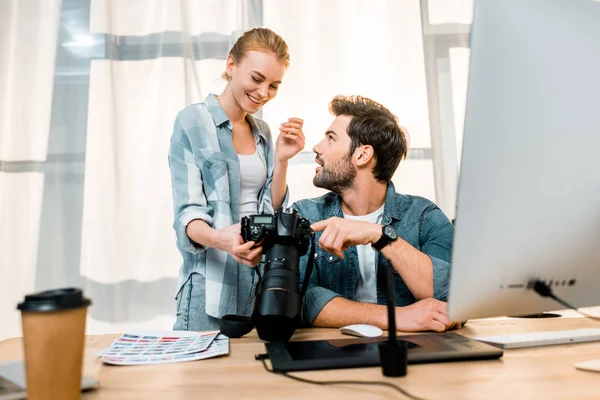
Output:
[220, 224, 263, 267]
[311, 217, 382, 258]
[394, 298, 459, 332]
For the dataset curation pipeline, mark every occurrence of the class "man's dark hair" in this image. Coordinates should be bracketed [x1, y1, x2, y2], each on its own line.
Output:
[329, 95, 408, 182]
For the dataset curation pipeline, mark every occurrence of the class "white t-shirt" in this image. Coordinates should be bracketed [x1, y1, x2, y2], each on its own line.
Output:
[342, 204, 385, 303]
[238, 151, 267, 218]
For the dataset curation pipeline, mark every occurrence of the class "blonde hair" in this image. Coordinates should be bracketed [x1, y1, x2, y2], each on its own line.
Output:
[222, 28, 290, 81]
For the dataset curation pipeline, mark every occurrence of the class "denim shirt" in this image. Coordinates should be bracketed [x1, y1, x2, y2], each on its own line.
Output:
[292, 182, 453, 325]
[168, 94, 287, 318]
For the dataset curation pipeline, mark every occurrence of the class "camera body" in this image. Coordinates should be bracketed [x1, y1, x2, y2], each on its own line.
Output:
[241, 209, 313, 342]
[241, 209, 312, 254]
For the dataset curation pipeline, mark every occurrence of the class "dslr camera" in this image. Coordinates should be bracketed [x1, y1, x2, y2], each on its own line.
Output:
[241, 208, 313, 341]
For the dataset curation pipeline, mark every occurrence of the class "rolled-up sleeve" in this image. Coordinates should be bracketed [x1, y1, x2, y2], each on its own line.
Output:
[168, 119, 213, 254]
[303, 285, 341, 325]
[294, 202, 340, 325]
[429, 256, 450, 301]
[420, 206, 453, 301]
[298, 247, 341, 325]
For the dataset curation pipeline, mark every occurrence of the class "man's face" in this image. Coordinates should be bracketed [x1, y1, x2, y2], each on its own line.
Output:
[312, 115, 357, 193]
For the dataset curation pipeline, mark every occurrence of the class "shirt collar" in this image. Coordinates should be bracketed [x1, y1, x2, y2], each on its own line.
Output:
[327, 181, 402, 222]
[204, 93, 229, 127]
[383, 181, 402, 221]
[204, 94, 267, 142]
[246, 113, 267, 142]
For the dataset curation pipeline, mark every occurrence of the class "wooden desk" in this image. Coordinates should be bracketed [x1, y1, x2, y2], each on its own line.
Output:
[2, 313, 600, 400]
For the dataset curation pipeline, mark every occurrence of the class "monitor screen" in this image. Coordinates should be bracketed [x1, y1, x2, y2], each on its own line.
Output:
[448, 0, 600, 320]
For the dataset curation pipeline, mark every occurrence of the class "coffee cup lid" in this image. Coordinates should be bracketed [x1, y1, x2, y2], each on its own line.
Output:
[17, 288, 91, 312]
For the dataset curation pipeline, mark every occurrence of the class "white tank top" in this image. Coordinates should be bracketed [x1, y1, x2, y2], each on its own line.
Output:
[238, 151, 267, 218]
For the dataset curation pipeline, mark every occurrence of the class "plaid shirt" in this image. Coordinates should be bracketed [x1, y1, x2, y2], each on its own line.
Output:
[168, 94, 286, 318]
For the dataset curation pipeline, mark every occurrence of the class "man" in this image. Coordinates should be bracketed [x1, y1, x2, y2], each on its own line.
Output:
[293, 95, 455, 332]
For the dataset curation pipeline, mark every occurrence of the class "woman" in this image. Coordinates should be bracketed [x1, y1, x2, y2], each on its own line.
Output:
[168, 28, 305, 330]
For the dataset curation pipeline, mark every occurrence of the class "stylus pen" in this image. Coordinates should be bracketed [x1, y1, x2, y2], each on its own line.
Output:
[385, 264, 397, 343]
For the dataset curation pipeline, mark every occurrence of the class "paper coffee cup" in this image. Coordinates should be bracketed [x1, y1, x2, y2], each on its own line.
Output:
[17, 288, 91, 400]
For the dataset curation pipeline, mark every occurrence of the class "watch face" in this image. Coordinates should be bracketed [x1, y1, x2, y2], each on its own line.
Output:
[384, 225, 398, 239]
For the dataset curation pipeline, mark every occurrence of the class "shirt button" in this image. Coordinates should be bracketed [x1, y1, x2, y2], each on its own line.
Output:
[329, 256, 333, 261]
[314, 253, 318, 259]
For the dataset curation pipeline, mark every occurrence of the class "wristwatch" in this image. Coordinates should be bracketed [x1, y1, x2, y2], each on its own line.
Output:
[371, 224, 398, 251]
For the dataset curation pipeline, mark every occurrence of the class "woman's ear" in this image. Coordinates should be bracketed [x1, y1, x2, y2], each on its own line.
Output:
[225, 54, 236, 78]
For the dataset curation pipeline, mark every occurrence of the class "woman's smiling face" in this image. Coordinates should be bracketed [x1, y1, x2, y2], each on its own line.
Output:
[226, 50, 286, 114]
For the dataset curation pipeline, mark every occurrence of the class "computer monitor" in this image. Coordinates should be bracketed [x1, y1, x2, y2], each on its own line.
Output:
[448, 0, 600, 321]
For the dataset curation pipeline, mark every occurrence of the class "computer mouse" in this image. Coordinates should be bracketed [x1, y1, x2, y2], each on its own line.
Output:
[339, 324, 383, 338]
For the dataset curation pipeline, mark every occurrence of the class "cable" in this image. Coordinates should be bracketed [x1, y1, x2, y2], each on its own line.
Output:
[531, 280, 600, 322]
[257, 355, 428, 400]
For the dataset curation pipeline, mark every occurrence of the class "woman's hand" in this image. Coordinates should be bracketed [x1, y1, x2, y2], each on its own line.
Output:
[275, 117, 305, 163]
[220, 224, 263, 267]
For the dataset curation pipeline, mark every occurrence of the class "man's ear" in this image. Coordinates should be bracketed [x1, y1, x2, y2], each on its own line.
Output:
[355, 145, 375, 167]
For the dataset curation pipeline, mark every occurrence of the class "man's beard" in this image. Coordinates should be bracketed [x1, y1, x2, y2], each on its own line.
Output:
[313, 155, 356, 194]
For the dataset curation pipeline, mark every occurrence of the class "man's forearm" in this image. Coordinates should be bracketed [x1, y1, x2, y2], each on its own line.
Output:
[380, 238, 434, 299]
[312, 297, 390, 329]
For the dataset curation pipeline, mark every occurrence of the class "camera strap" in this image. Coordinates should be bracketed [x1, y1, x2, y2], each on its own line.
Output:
[299, 234, 316, 298]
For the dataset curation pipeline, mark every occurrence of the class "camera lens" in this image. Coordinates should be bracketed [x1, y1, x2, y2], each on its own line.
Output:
[243, 210, 313, 342]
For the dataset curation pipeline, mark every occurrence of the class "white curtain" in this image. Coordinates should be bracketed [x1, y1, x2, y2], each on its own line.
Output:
[0, 0, 62, 340]
[81, 0, 257, 334]
[0, 0, 473, 340]
[264, 0, 439, 204]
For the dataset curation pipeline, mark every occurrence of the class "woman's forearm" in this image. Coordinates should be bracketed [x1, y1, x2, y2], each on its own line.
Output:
[185, 219, 230, 251]
[271, 158, 288, 210]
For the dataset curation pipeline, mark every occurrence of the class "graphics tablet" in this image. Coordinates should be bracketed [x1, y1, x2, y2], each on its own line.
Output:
[265, 332, 503, 372]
